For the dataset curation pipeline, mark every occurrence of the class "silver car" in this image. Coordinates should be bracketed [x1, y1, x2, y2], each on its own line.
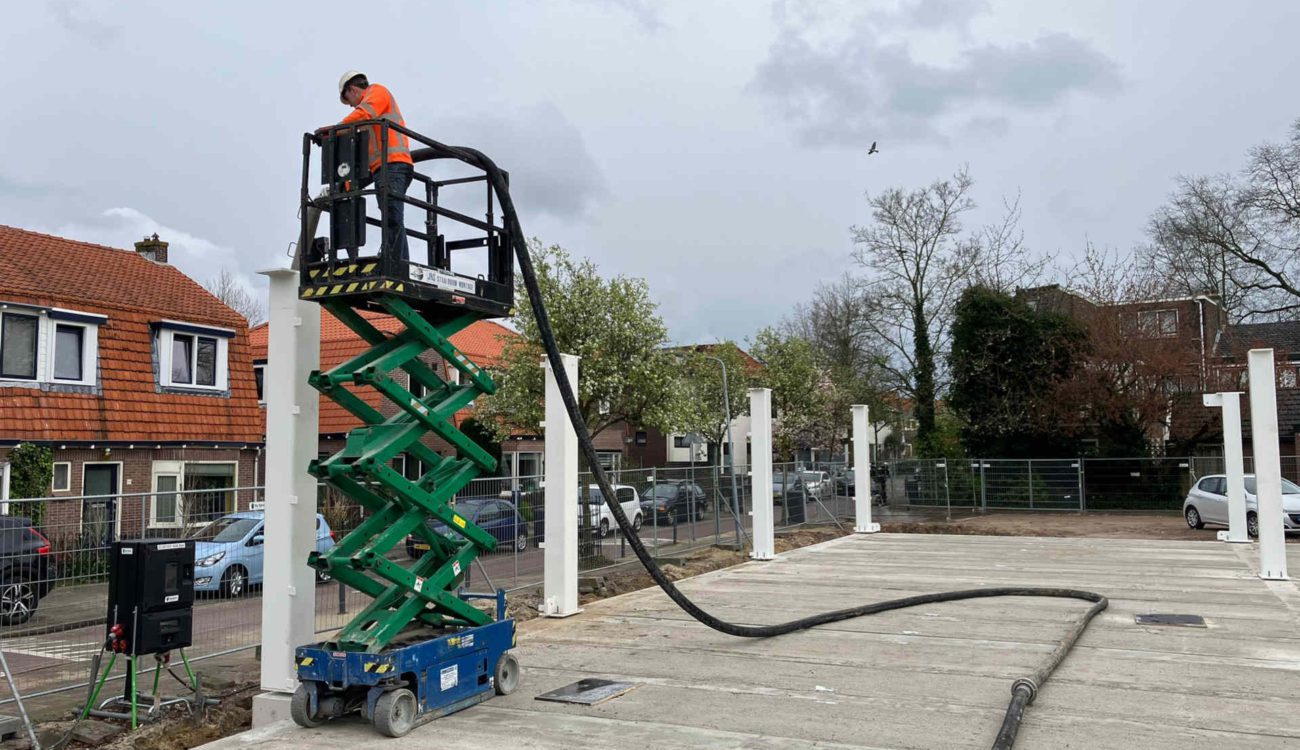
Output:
[1183, 474, 1300, 536]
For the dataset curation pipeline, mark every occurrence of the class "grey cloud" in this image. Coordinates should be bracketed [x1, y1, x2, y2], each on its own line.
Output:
[752, 1, 1121, 148]
[579, 0, 666, 32]
[49, 0, 121, 40]
[433, 102, 607, 221]
[902, 0, 991, 29]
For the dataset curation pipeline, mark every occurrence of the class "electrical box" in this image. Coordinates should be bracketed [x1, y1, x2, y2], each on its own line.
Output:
[106, 539, 195, 655]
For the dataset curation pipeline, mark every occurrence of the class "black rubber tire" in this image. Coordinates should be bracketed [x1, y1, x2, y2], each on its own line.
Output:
[0, 575, 37, 626]
[290, 685, 323, 729]
[373, 688, 418, 738]
[632, 513, 642, 532]
[1185, 506, 1204, 530]
[598, 518, 610, 538]
[515, 529, 528, 552]
[221, 566, 248, 598]
[494, 653, 520, 696]
[1247, 511, 1260, 538]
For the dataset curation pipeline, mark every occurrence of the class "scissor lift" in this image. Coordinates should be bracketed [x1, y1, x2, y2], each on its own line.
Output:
[289, 121, 520, 737]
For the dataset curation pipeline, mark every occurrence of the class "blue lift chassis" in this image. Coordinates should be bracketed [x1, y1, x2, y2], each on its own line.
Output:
[291, 591, 518, 737]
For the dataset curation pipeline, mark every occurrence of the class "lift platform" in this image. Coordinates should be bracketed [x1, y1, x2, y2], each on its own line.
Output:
[289, 120, 519, 736]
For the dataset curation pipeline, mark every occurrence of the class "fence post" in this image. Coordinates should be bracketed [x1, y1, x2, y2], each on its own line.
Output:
[254, 268, 321, 724]
[749, 389, 775, 560]
[540, 353, 582, 616]
[1077, 458, 1086, 513]
[851, 405, 880, 533]
[980, 460, 987, 512]
[1246, 350, 1289, 580]
[1027, 459, 1034, 510]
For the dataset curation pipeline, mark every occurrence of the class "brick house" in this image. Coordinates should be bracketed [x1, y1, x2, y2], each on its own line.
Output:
[1018, 284, 1299, 457]
[0, 226, 263, 545]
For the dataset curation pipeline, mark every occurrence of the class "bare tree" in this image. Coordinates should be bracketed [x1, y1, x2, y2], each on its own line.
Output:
[204, 268, 266, 326]
[1147, 120, 1300, 320]
[851, 169, 975, 448]
[958, 194, 1051, 293]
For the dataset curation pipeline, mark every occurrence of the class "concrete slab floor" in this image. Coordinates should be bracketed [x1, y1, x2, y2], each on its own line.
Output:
[198, 534, 1300, 749]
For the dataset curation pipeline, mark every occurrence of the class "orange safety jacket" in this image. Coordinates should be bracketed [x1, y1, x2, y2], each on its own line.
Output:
[338, 84, 413, 171]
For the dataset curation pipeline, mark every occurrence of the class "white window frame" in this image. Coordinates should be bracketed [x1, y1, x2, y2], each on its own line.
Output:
[47, 320, 98, 386]
[157, 322, 232, 391]
[0, 304, 104, 387]
[1138, 308, 1178, 338]
[151, 460, 184, 528]
[0, 309, 42, 382]
[51, 461, 71, 492]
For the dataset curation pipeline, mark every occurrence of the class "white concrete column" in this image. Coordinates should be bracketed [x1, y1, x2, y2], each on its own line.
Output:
[254, 269, 321, 724]
[749, 388, 775, 560]
[1247, 350, 1289, 580]
[540, 353, 581, 617]
[852, 405, 880, 533]
[1202, 392, 1249, 543]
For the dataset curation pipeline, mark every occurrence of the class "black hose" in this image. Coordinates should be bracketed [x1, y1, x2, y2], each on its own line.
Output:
[409, 144, 1108, 747]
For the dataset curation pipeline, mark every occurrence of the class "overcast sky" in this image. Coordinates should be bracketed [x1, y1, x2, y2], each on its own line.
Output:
[3, 1, 1298, 344]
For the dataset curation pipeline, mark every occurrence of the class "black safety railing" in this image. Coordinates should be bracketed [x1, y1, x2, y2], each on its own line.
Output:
[297, 119, 514, 317]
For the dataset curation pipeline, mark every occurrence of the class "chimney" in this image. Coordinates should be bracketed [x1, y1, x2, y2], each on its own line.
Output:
[134, 233, 168, 263]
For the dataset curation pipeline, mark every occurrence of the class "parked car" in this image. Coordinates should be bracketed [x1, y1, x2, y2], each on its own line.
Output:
[1183, 474, 1300, 536]
[640, 482, 707, 525]
[0, 516, 53, 626]
[579, 484, 643, 537]
[832, 468, 888, 505]
[192, 511, 336, 597]
[406, 497, 528, 558]
[772, 471, 806, 506]
[800, 471, 829, 497]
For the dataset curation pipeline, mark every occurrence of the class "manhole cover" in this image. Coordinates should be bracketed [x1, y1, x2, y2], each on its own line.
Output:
[535, 678, 639, 705]
[1135, 614, 1207, 628]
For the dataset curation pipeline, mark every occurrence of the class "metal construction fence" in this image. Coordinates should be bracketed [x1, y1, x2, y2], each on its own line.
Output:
[885, 455, 1300, 513]
[0, 463, 857, 705]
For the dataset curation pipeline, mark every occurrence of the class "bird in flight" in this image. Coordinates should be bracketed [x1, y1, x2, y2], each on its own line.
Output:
[867, 141, 879, 155]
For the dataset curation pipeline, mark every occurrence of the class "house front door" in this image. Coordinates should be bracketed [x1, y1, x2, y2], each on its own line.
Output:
[83, 464, 119, 546]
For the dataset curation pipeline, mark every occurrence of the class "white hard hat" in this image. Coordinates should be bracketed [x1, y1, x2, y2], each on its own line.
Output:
[338, 70, 366, 102]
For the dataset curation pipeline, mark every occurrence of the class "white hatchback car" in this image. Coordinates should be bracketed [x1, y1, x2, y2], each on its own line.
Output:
[1183, 474, 1300, 536]
[578, 484, 643, 538]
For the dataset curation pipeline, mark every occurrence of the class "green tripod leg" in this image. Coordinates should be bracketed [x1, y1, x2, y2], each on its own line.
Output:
[179, 648, 198, 692]
[130, 656, 138, 729]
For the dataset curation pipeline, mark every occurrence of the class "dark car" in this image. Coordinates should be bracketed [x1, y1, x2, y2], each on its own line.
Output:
[771, 472, 806, 506]
[0, 516, 53, 626]
[405, 497, 528, 558]
[639, 482, 707, 525]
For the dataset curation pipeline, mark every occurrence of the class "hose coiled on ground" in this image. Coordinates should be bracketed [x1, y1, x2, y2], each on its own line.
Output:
[411, 144, 1109, 748]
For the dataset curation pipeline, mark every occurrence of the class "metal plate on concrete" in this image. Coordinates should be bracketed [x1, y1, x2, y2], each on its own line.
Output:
[1135, 614, 1207, 627]
[535, 678, 639, 706]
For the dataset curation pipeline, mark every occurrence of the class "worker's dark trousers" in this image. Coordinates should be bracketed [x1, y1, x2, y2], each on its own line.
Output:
[370, 163, 414, 261]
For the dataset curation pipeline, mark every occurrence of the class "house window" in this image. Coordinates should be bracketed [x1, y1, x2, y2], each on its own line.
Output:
[53, 325, 84, 381]
[150, 461, 236, 528]
[51, 462, 71, 492]
[1138, 309, 1177, 337]
[157, 323, 231, 391]
[254, 364, 266, 403]
[673, 435, 690, 449]
[0, 312, 39, 380]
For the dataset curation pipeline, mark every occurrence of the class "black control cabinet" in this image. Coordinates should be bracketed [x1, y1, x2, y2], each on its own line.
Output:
[106, 539, 195, 655]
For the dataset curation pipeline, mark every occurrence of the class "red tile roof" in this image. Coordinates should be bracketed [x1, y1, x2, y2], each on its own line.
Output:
[0, 225, 262, 444]
[249, 310, 517, 435]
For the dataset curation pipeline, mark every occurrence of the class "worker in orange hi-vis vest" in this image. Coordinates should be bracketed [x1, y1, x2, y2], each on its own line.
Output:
[317, 71, 415, 261]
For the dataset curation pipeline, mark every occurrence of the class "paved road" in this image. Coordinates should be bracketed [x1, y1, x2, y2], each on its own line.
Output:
[0, 501, 801, 699]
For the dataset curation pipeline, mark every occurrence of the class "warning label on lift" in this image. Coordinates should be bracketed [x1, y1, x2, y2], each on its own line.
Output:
[409, 263, 477, 295]
[440, 664, 458, 691]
